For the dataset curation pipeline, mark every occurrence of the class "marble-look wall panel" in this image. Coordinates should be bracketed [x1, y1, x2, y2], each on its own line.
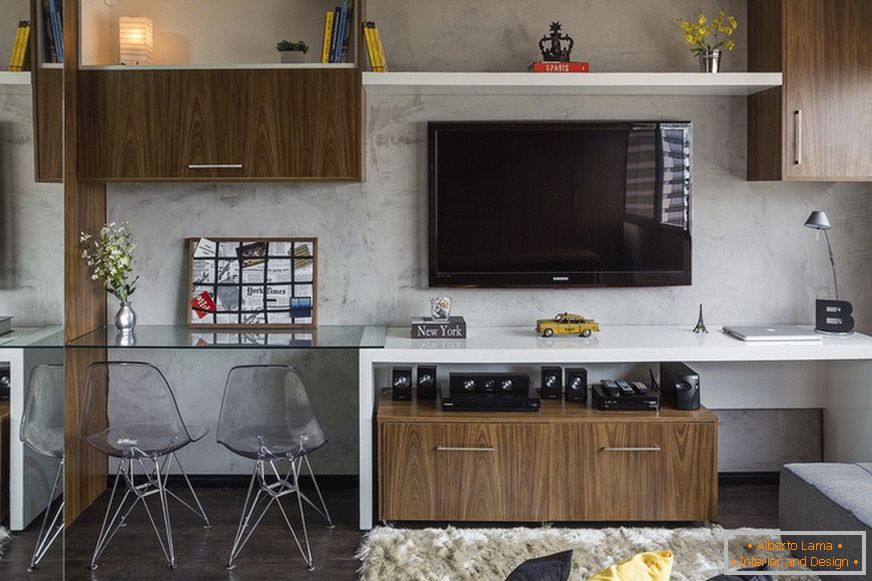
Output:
[715, 409, 822, 472]
[109, 94, 872, 331]
[0, 87, 64, 326]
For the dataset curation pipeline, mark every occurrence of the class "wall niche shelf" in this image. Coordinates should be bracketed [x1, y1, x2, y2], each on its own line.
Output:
[0, 72, 32, 86]
[80, 63, 356, 71]
[362, 72, 783, 96]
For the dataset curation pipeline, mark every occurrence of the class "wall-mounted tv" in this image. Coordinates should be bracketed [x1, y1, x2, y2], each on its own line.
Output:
[428, 121, 692, 288]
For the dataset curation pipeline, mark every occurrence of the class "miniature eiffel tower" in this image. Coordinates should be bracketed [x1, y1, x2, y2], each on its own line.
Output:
[693, 304, 709, 334]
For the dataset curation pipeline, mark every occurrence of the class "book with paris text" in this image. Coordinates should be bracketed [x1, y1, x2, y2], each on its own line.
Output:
[528, 61, 589, 73]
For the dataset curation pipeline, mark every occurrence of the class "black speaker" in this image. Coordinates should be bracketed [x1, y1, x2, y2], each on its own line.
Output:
[659, 361, 701, 410]
[565, 368, 588, 403]
[416, 366, 437, 400]
[392, 367, 413, 401]
[540, 367, 563, 400]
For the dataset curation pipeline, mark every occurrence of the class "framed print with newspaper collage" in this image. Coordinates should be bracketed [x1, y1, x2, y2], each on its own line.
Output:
[187, 237, 316, 329]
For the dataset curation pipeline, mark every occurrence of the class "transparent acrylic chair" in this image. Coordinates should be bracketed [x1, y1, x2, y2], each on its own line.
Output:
[20, 364, 64, 573]
[217, 365, 334, 571]
[79, 361, 211, 570]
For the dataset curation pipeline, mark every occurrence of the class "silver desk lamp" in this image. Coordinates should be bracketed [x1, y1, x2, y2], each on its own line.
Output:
[803, 210, 839, 300]
[804, 210, 854, 334]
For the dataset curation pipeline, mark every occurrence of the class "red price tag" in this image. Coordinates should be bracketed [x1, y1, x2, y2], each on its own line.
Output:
[191, 291, 217, 319]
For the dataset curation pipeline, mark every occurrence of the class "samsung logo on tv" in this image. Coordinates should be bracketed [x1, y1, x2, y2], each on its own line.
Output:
[552, 276, 570, 282]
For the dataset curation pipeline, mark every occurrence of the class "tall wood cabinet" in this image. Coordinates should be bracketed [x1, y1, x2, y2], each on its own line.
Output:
[749, 0, 872, 181]
[78, 68, 361, 181]
[29, 0, 63, 182]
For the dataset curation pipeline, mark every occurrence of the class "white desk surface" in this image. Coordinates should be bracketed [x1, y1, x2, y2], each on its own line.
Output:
[372, 325, 872, 363]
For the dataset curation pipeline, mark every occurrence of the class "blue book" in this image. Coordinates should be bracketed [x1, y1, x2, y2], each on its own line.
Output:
[328, 7, 340, 63]
[47, 0, 63, 62]
[333, 0, 348, 63]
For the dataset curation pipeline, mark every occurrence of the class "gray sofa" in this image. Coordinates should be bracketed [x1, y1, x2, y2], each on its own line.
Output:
[780, 463, 872, 579]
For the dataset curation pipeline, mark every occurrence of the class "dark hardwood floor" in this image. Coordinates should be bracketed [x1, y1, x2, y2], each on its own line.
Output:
[0, 483, 779, 580]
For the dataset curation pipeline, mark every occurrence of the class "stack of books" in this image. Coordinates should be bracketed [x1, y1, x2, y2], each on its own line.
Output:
[321, 0, 354, 63]
[362, 21, 387, 72]
[8, 21, 30, 72]
[41, 0, 64, 64]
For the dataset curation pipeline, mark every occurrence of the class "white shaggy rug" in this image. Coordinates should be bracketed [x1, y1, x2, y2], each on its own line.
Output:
[357, 526, 819, 581]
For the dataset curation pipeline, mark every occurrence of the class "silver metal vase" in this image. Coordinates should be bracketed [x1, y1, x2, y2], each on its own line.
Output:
[114, 302, 137, 333]
[699, 49, 722, 73]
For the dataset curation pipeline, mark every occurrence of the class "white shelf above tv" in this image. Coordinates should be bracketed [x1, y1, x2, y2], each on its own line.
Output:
[0, 71, 31, 86]
[362, 71, 783, 96]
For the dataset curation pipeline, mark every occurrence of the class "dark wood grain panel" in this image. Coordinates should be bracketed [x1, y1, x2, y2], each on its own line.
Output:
[29, 0, 62, 182]
[747, 0, 782, 73]
[64, 0, 108, 526]
[782, 0, 872, 180]
[748, 87, 784, 181]
[78, 68, 361, 181]
[379, 422, 552, 522]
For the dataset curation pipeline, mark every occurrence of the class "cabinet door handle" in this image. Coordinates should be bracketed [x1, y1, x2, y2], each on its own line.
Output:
[793, 110, 802, 165]
[601, 446, 661, 452]
[435, 446, 494, 453]
[187, 163, 243, 169]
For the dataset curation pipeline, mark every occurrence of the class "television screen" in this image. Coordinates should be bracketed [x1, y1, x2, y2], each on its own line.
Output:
[428, 121, 692, 288]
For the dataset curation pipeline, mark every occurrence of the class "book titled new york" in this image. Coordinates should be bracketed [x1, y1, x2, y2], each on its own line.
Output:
[410, 316, 467, 339]
[528, 61, 589, 72]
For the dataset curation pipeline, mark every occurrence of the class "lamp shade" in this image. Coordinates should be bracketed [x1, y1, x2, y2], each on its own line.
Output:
[119, 16, 154, 65]
[804, 210, 832, 231]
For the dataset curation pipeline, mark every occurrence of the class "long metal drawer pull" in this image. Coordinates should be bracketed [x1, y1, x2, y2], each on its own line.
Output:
[435, 446, 494, 453]
[187, 163, 244, 169]
[601, 446, 661, 452]
[794, 110, 802, 165]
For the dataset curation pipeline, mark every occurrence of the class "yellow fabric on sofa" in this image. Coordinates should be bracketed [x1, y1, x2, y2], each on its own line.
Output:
[586, 551, 674, 581]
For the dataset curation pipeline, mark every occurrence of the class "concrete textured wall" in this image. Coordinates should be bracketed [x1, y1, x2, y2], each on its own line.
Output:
[102, 0, 872, 473]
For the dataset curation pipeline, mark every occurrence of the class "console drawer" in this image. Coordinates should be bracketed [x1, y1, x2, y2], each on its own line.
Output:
[559, 422, 717, 521]
[378, 422, 553, 521]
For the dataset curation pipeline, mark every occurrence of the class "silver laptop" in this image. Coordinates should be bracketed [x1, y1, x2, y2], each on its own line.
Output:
[722, 325, 822, 342]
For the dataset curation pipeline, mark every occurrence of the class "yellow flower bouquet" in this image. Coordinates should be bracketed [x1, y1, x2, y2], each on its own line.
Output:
[680, 10, 738, 55]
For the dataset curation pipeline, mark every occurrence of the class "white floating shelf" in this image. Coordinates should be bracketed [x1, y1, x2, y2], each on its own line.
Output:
[0, 71, 31, 86]
[80, 63, 356, 71]
[363, 72, 783, 96]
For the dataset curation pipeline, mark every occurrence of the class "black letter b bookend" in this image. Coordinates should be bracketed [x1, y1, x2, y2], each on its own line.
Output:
[816, 299, 855, 335]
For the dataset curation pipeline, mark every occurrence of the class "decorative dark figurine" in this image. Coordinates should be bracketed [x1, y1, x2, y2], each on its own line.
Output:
[693, 304, 709, 334]
[539, 22, 574, 62]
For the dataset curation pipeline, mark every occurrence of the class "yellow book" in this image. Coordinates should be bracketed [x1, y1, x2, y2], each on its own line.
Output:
[9, 24, 24, 71]
[321, 10, 334, 64]
[372, 24, 388, 72]
[17, 22, 31, 71]
[363, 22, 378, 72]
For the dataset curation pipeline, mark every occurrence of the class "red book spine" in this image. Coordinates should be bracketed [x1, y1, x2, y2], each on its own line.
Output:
[529, 61, 590, 73]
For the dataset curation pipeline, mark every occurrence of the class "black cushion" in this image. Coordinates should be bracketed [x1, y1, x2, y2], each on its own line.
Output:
[505, 550, 573, 581]
[706, 565, 772, 581]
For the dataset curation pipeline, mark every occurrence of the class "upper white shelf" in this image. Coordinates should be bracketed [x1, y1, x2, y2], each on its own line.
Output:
[80, 63, 356, 71]
[362, 72, 783, 96]
[0, 71, 32, 86]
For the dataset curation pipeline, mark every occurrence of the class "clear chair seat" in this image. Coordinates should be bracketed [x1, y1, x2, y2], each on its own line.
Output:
[84, 423, 208, 458]
[23, 426, 64, 459]
[218, 425, 326, 460]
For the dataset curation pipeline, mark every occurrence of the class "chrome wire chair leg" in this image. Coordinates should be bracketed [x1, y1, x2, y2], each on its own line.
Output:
[303, 454, 334, 528]
[27, 458, 64, 573]
[89, 460, 130, 570]
[290, 457, 315, 571]
[153, 457, 176, 569]
[168, 453, 211, 528]
[227, 462, 271, 570]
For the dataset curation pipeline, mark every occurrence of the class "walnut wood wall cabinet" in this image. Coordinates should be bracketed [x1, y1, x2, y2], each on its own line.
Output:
[749, 0, 872, 181]
[77, 68, 362, 182]
[29, 0, 63, 182]
[377, 396, 718, 523]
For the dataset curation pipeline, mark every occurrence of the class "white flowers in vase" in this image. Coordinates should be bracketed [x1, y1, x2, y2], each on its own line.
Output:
[80, 222, 139, 304]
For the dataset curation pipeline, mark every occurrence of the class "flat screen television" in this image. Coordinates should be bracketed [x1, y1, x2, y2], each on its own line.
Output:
[428, 121, 693, 288]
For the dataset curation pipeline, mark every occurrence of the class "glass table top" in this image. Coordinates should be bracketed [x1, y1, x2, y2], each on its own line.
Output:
[64, 325, 387, 349]
[0, 326, 64, 348]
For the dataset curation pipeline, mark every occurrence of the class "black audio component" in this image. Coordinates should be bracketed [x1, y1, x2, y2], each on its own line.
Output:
[448, 373, 530, 396]
[392, 367, 413, 401]
[540, 367, 563, 400]
[565, 368, 588, 402]
[592, 384, 660, 411]
[659, 362, 701, 410]
[416, 366, 438, 400]
[442, 392, 541, 412]
[0, 365, 9, 400]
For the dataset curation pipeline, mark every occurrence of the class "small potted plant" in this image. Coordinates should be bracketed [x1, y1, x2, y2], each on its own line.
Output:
[81, 222, 139, 334]
[679, 10, 738, 73]
[276, 40, 309, 64]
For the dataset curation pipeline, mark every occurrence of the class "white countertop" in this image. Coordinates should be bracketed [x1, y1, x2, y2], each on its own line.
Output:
[371, 325, 872, 363]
